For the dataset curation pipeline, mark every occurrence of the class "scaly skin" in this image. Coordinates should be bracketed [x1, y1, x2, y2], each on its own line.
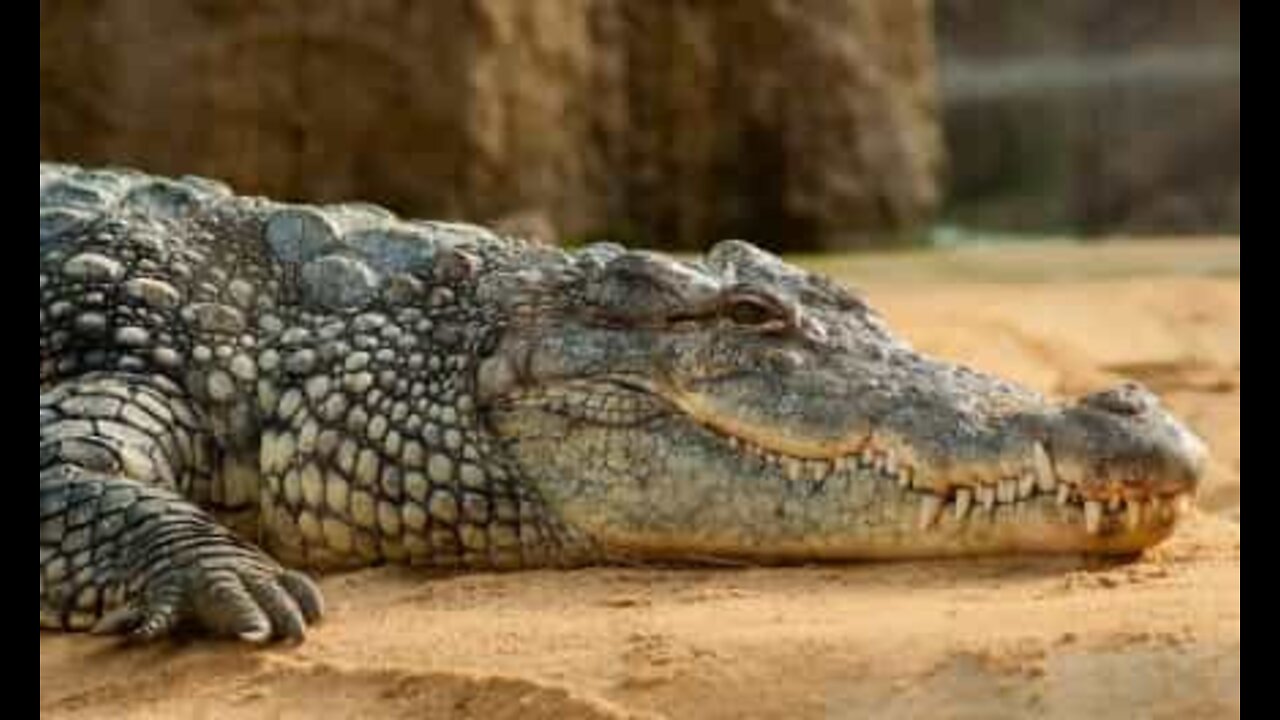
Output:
[39, 163, 1207, 643]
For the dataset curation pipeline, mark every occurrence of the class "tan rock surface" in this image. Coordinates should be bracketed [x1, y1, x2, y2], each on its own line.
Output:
[39, 0, 941, 251]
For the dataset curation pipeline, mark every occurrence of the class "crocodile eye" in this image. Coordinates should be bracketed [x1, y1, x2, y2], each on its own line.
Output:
[728, 298, 772, 325]
[723, 293, 786, 329]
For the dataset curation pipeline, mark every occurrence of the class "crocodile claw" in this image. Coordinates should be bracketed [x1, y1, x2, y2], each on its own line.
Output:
[92, 564, 324, 644]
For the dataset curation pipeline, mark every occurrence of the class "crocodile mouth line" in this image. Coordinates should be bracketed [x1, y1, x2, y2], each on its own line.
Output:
[504, 379, 1196, 538]
[708, 425, 1193, 536]
[721, 425, 1187, 532]
[659, 385, 1193, 536]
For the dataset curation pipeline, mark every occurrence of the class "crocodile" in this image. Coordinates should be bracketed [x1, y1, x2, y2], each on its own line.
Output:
[39, 163, 1207, 644]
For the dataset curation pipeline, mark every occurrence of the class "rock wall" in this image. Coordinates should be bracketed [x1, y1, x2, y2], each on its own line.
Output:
[39, 0, 942, 251]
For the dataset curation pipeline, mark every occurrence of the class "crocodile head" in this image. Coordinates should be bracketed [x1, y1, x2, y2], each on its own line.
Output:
[477, 240, 1207, 562]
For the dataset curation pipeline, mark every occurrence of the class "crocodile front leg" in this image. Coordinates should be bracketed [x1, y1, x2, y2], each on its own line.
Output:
[39, 373, 323, 642]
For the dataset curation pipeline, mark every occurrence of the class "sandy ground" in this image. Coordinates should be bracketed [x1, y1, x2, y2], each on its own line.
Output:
[40, 239, 1241, 719]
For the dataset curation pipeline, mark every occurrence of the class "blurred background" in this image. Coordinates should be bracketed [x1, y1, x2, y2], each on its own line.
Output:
[39, 0, 1239, 253]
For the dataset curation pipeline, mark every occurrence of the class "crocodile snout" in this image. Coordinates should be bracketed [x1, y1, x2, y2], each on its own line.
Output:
[1051, 381, 1207, 501]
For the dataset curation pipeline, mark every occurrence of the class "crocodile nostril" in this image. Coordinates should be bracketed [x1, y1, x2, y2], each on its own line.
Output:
[1080, 382, 1160, 416]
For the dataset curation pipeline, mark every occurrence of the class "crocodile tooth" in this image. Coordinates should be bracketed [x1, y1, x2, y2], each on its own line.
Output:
[1084, 501, 1103, 535]
[1107, 495, 1122, 513]
[1126, 500, 1144, 529]
[955, 488, 973, 520]
[727, 436, 741, 450]
[978, 485, 996, 512]
[884, 451, 899, 477]
[1057, 484, 1071, 506]
[1018, 472, 1035, 500]
[998, 479, 1017, 504]
[783, 458, 804, 482]
[1174, 495, 1192, 517]
[809, 460, 832, 481]
[919, 494, 943, 530]
[1158, 498, 1174, 522]
[1032, 442, 1056, 492]
[897, 466, 912, 490]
